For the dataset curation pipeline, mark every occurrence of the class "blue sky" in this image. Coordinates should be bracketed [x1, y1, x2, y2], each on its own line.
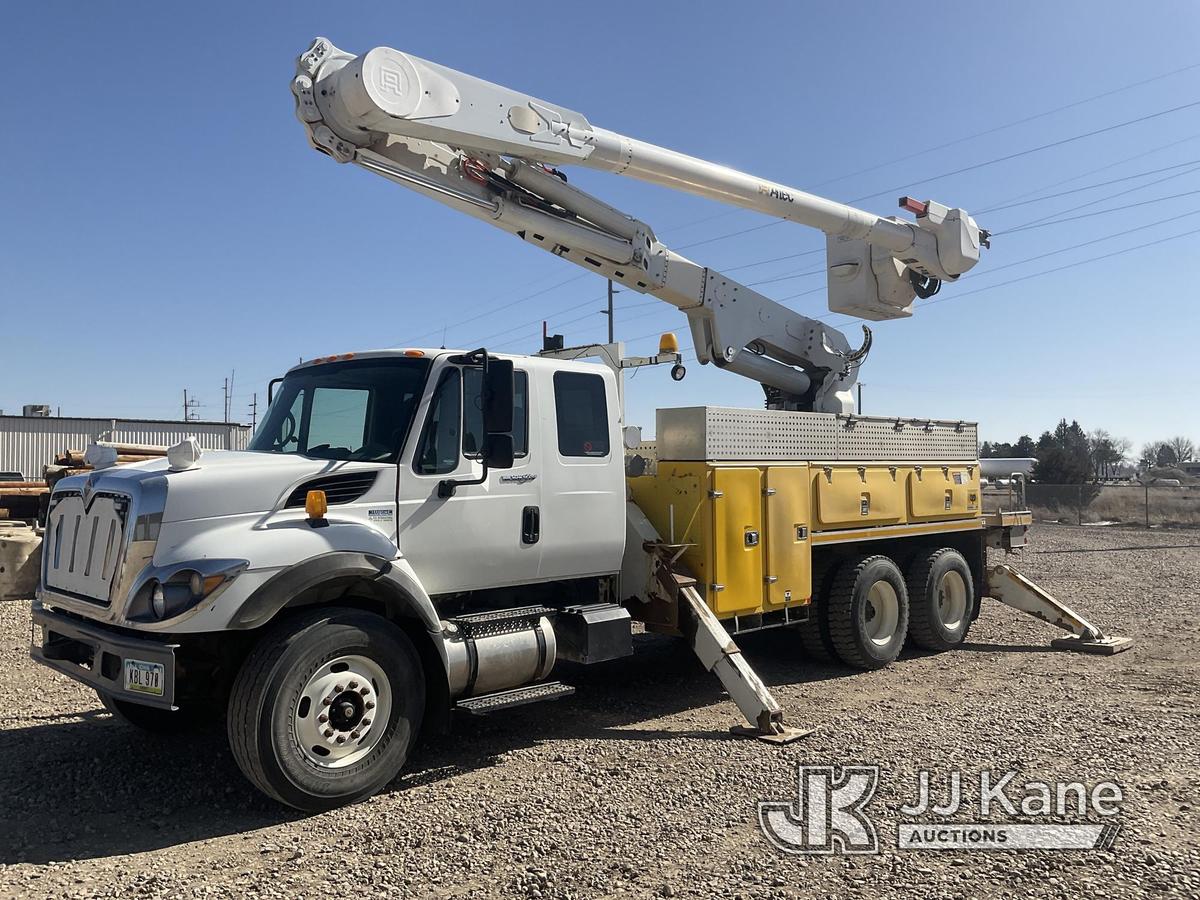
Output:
[4, 2, 1199, 452]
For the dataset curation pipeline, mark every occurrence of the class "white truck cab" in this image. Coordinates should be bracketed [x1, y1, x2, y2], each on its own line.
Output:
[34, 346, 636, 809]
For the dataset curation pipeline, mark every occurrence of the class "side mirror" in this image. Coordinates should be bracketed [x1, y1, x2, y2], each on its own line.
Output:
[484, 433, 515, 470]
[483, 359, 514, 435]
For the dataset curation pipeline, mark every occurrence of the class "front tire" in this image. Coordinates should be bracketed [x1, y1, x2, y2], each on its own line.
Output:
[905, 548, 974, 651]
[227, 607, 425, 812]
[826, 555, 909, 670]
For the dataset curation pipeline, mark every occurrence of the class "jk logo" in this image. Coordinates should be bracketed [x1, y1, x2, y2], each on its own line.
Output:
[758, 765, 880, 854]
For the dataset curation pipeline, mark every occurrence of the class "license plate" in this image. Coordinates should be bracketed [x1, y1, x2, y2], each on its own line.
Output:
[124, 659, 165, 697]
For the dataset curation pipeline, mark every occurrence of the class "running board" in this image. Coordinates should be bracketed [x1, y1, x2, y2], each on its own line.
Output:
[455, 681, 575, 714]
[987, 564, 1133, 655]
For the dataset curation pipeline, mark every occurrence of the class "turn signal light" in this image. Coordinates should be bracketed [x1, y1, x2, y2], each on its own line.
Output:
[658, 332, 679, 355]
[305, 490, 328, 519]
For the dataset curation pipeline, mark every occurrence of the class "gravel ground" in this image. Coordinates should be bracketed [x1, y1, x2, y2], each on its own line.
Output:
[1, 523, 1197, 899]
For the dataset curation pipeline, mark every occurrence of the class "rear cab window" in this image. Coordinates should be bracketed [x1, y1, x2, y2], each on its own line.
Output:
[553, 371, 609, 458]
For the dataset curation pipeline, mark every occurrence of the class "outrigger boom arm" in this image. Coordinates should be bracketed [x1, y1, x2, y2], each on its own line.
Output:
[292, 38, 987, 413]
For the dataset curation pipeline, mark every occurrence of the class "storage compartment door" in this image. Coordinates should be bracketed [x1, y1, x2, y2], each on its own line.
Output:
[908, 466, 979, 520]
[815, 465, 905, 528]
[710, 467, 764, 616]
[764, 466, 811, 608]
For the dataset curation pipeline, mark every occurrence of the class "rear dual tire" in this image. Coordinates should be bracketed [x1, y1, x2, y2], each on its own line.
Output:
[826, 555, 910, 670]
[904, 547, 974, 651]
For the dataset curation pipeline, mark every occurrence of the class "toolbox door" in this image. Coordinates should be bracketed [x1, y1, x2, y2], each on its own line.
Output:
[815, 465, 905, 528]
[764, 466, 811, 609]
[710, 467, 764, 616]
[908, 465, 979, 520]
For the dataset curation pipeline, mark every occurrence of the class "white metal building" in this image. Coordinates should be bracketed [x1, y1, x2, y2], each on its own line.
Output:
[0, 415, 253, 480]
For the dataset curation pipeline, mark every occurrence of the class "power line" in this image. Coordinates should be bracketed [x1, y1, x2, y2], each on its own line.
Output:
[396, 273, 588, 346]
[999, 187, 1200, 235]
[976, 131, 1200, 211]
[914, 225, 1200, 310]
[976, 158, 1200, 214]
[976, 208, 1200, 274]
[996, 162, 1200, 231]
[808, 60, 1200, 190]
[846, 99, 1200, 206]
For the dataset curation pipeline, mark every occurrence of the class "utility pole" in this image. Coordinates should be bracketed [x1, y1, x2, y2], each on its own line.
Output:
[248, 392, 258, 429]
[856, 382, 864, 414]
[222, 378, 229, 423]
[603, 279, 619, 343]
[183, 390, 200, 422]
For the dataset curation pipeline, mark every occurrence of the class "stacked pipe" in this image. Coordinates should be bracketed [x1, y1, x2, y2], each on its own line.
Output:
[42, 442, 167, 490]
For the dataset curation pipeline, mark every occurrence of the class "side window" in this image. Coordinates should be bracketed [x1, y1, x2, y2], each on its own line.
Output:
[553, 371, 609, 457]
[414, 369, 462, 475]
[511, 371, 528, 457]
[464, 369, 529, 458]
[264, 389, 305, 452]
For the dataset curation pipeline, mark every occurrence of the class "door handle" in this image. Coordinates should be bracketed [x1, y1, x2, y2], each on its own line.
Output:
[522, 506, 540, 545]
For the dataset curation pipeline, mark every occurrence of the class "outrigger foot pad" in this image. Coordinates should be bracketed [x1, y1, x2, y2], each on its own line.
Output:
[1050, 635, 1133, 655]
[730, 724, 818, 744]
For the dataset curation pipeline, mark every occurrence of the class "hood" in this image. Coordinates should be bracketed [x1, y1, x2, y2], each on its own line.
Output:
[57, 451, 386, 523]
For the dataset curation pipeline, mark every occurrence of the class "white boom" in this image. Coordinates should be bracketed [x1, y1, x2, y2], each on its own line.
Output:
[292, 38, 987, 413]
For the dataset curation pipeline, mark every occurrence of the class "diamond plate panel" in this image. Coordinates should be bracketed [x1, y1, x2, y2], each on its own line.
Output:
[656, 407, 976, 461]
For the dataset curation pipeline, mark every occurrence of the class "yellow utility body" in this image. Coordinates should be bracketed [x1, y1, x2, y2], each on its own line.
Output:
[627, 407, 983, 621]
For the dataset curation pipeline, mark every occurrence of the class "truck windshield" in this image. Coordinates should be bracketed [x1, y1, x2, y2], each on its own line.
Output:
[248, 358, 431, 462]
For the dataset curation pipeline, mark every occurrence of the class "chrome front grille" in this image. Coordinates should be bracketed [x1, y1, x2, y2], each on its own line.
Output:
[43, 490, 130, 606]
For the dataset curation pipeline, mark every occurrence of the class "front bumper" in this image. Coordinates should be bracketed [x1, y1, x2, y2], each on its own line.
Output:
[31, 604, 178, 710]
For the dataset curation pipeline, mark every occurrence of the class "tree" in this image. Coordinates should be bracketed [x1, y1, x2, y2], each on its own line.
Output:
[1014, 434, 1036, 457]
[1157, 443, 1179, 467]
[1140, 441, 1163, 470]
[1032, 419, 1092, 484]
[1087, 429, 1129, 480]
[1167, 436, 1195, 464]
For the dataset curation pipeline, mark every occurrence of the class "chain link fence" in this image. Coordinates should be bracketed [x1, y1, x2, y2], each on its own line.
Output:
[984, 482, 1200, 527]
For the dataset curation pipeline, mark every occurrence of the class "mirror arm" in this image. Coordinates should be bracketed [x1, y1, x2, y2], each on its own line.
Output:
[437, 459, 488, 499]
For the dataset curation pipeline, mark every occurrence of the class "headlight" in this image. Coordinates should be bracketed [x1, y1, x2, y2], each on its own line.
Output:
[127, 559, 248, 624]
[151, 582, 166, 619]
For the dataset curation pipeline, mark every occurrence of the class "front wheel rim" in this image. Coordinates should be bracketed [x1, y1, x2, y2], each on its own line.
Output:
[864, 581, 900, 646]
[937, 570, 968, 632]
[293, 655, 392, 769]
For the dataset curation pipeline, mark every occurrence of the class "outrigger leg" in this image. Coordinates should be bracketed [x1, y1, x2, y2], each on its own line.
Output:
[675, 575, 815, 743]
[987, 564, 1133, 655]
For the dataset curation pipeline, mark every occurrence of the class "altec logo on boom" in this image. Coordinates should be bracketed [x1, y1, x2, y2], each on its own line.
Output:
[758, 765, 1123, 854]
